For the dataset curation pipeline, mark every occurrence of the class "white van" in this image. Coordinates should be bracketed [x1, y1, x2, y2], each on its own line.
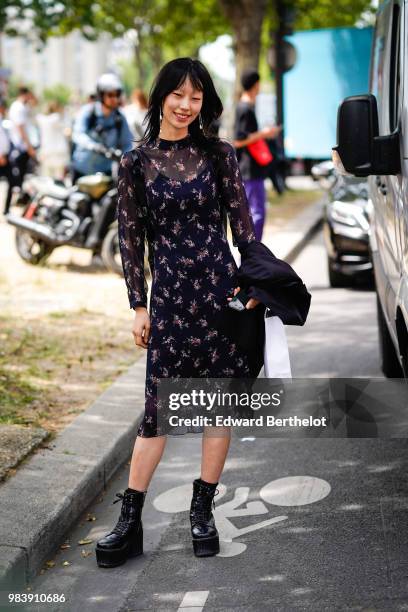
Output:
[332, 0, 408, 377]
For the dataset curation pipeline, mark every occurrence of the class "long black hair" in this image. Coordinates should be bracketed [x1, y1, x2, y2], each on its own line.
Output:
[137, 57, 223, 152]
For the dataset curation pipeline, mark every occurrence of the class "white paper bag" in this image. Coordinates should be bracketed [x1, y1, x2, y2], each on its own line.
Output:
[263, 312, 292, 378]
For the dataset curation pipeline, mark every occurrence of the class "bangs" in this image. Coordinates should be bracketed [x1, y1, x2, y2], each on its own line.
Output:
[175, 70, 204, 93]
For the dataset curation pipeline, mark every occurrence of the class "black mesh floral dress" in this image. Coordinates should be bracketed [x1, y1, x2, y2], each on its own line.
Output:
[116, 133, 259, 437]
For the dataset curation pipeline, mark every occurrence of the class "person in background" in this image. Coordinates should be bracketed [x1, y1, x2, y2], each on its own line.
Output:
[233, 69, 281, 241]
[71, 73, 133, 183]
[36, 101, 70, 180]
[0, 97, 13, 216]
[71, 73, 133, 265]
[8, 86, 37, 188]
[122, 88, 148, 140]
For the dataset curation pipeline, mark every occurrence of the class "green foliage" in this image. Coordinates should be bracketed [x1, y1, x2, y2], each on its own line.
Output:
[0, 0, 376, 95]
[116, 58, 139, 98]
[42, 83, 72, 106]
[0, 2, 23, 33]
[293, 0, 376, 30]
[0, 0, 378, 42]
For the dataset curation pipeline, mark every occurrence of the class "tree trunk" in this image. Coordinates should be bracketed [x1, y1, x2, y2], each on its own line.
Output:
[134, 25, 148, 87]
[218, 0, 268, 102]
[150, 41, 163, 75]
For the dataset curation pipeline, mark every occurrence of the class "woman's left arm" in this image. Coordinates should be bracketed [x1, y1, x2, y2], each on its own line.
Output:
[216, 140, 260, 310]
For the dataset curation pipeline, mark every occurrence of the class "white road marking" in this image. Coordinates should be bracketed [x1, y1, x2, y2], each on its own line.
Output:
[178, 590, 210, 610]
[260, 475, 331, 506]
[215, 487, 288, 557]
[153, 476, 331, 557]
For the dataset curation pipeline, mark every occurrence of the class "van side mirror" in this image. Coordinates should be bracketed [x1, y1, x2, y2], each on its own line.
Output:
[332, 94, 400, 176]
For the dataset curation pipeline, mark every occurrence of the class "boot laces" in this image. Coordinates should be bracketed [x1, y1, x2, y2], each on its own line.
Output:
[113, 492, 124, 505]
[191, 487, 219, 522]
[111, 492, 140, 536]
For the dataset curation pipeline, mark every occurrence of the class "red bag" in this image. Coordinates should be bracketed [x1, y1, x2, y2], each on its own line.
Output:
[247, 139, 273, 166]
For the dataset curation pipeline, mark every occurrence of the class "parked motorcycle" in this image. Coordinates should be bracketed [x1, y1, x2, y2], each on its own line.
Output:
[6, 147, 123, 274]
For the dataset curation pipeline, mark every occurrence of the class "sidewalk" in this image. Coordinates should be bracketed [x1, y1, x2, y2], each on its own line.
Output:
[0, 186, 324, 589]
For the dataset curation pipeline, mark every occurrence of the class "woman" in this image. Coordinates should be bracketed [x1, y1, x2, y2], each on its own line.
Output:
[95, 58, 310, 568]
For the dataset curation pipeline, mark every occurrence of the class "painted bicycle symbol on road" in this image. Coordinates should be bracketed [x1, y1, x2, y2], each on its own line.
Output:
[153, 475, 331, 557]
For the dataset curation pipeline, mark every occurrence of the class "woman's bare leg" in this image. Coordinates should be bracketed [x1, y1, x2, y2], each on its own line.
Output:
[200, 426, 231, 484]
[128, 434, 167, 491]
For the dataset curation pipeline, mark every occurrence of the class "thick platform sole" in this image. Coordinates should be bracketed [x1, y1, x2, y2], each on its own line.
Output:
[95, 525, 143, 568]
[192, 533, 220, 557]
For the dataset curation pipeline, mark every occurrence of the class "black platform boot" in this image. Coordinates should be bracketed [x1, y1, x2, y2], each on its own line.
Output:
[190, 478, 220, 557]
[95, 488, 146, 568]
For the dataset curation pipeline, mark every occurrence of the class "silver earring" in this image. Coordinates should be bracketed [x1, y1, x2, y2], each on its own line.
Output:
[199, 113, 203, 130]
[159, 108, 163, 122]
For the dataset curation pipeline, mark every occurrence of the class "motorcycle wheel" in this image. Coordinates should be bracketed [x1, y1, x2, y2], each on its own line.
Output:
[15, 229, 54, 265]
[101, 225, 123, 275]
[102, 224, 151, 277]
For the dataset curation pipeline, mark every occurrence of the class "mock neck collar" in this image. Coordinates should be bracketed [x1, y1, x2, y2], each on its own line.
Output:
[156, 132, 192, 150]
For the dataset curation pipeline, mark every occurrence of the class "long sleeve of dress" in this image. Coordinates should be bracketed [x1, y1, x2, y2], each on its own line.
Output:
[116, 150, 148, 309]
[215, 140, 257, 252]
[213, 140, 311, 327]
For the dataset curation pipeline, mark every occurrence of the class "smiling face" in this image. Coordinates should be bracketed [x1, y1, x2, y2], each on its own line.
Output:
[160, 75, 203, 137]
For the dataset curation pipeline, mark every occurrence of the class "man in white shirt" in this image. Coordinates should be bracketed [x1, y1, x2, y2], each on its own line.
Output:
[8, 86, 36, 189]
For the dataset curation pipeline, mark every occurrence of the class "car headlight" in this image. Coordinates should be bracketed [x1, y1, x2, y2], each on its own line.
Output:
[330, 200, 370, 231]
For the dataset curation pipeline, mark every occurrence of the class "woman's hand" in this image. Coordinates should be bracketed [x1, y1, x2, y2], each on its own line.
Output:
[132, 307, 150, 348]
[227, 286, 260, 310]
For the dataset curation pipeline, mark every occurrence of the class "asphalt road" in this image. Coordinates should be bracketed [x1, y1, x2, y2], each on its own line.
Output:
[23, 231, 408, 612]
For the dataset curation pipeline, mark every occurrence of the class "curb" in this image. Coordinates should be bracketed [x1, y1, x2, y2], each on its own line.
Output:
[282, 200, 324, 264]
[262, 197, 324, 263]
[0, 196, 323, 589]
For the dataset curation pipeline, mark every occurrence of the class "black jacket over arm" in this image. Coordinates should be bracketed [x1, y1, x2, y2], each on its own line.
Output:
[214, 240, 311, 379]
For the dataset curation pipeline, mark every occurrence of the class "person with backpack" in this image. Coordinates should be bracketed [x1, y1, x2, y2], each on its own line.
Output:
[71, 73, 133, 183]
[71, 73, 133, 265]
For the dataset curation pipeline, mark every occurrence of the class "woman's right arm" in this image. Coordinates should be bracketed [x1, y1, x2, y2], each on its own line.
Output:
[116, 151, 150, 348]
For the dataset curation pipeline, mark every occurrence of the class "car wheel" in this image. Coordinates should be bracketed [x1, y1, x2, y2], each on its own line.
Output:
[376, 294, 404, 377]
[328, 259, 349, 288]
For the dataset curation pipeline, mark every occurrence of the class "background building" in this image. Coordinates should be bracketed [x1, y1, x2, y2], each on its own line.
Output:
[0, 31, 132, 97]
